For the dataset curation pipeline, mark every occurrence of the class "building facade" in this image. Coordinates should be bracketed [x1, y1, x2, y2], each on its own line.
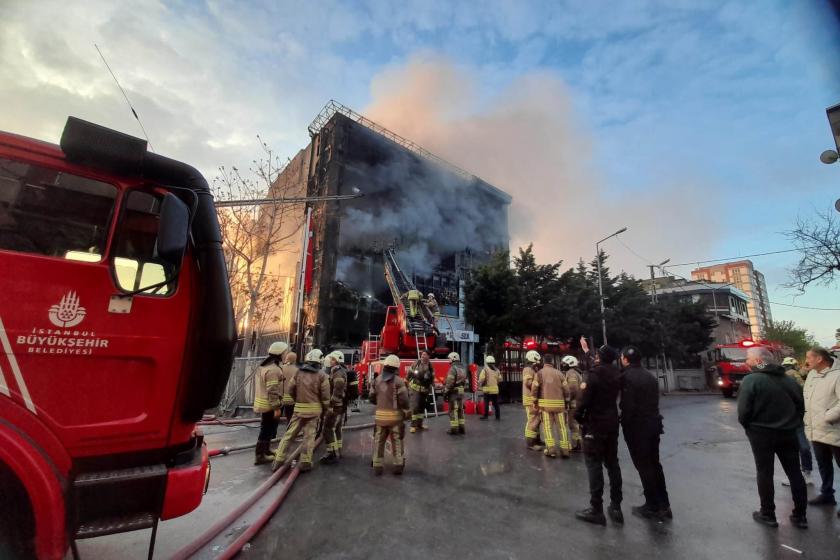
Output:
[268, 102, 511, 360]
[690, 260, 772, 340]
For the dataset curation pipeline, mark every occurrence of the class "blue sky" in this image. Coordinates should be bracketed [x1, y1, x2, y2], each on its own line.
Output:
[1, 0, 838, 344]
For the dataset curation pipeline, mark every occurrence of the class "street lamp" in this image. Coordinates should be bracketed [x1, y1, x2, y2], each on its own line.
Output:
[595, 226, 627, 346]
[215, 190, 364, 208]
[819, 103, 840, 213]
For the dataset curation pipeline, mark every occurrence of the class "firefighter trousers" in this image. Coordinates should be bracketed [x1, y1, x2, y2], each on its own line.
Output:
[323, 408, 344, 454]
[409, 389, 428, 428]
[541, 411, 571, 456]
[372, 424, 405, 468]
[448, 397, 465, 431]
[525, 406, 541, 440]
[568, 406, 582, 448]
[274, 414, 318, 466]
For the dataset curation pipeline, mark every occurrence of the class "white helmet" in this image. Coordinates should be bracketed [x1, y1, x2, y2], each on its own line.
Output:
[485, 355, 496, 364]
[305, 348, 323, 363]
[329, 350, 345, 364]
[268, 341, 289, 356]
[382, 354, 400, 368]
[427, 292, 435, 298]
[561, 355, 579, 368]
[448, 352, 460, 362]
[525, 350, 541, 364]
[781, 356, 797, 367]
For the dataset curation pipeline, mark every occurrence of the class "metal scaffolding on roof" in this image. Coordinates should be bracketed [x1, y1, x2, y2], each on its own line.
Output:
[307, 100, 511, 202]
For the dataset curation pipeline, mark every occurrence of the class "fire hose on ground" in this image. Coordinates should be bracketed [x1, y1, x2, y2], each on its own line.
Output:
[170, 436, 322, 560]
[207, 411, 451, 457]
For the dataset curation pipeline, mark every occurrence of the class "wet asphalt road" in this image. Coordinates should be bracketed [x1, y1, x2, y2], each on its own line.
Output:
[76, 395, 840, 559]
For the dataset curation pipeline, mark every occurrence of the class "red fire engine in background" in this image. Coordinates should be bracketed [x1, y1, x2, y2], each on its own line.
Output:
[710, 339, 786, 398]
[0, 118, 235, 559]
[353, 248, 454, 395]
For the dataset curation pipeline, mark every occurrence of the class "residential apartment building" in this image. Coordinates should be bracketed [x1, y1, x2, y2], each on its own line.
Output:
[690, 260, 772, 340]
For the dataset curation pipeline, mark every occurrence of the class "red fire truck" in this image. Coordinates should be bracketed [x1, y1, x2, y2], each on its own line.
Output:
[0, 118, 235, 558]
[711, 340, 783, 398]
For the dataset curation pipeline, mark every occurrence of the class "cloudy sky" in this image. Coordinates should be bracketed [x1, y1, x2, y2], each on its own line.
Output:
[2, 0, 839, 344]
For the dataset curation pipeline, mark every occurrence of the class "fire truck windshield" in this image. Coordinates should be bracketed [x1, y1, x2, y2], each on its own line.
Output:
[720, 347, 748, 362]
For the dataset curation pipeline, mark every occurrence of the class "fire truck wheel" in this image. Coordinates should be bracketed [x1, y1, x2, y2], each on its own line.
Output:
[0, 463, 36, 560]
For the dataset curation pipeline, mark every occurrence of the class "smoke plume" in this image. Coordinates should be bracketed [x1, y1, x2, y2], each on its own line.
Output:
[363, 56, 720, 275]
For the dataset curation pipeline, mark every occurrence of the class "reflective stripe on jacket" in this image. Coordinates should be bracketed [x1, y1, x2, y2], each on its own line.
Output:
[289, 363, 331, 418]
[522, 366, 537, 406]
[253, 363, 284, 413]
[479, 367, 500, 394]
[533, 364, 568, 412]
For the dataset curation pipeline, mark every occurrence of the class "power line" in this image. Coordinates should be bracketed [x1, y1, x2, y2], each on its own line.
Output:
[617, 239, 840, 312]
[95, 44, 155, 152]
[665, 247, 818, 268]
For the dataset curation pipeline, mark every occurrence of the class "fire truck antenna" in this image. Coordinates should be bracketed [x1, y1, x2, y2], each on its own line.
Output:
[94, 43, 155, 152]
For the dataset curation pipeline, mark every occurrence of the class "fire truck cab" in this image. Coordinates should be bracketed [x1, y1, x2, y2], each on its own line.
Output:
[0, 118, 235, 558]
[710, 340, 777, 398]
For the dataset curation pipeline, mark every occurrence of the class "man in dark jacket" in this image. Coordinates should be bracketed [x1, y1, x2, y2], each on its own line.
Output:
[620, 346, 671, 521]
[575, 346, 623, 526]
[738, 346, 808, 529]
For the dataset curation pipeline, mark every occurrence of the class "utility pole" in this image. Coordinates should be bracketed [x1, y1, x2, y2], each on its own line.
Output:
[647, 258, 670, 304]
[595, 227, 628, 346]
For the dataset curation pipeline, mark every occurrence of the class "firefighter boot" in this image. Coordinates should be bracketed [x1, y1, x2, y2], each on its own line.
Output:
[392, 461, 405, 475]
[254, 441, 271, 465]
[526, 438, 544, 452]
[410, 427, 417, 433]
[458, 426, 465, 435]
[299, 461, 313, 472]
[319, 451, 339, 465]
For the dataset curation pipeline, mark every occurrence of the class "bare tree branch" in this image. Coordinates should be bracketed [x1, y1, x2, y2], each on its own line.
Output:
[784, 210, 840, 292]
[213, 140, 306, 357]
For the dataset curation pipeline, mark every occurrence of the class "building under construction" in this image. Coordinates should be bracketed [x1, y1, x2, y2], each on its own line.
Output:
[275, 101, 511, 359]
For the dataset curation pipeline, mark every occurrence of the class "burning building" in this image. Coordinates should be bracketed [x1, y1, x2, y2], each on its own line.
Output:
[273, 101, 511, 360]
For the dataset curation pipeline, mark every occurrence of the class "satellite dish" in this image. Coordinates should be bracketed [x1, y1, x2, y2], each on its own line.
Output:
[820, 149, 839, 164]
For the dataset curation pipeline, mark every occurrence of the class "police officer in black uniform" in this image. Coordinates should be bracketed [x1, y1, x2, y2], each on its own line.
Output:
[619, 346, 672, 521]
[575, 346, 624, 526]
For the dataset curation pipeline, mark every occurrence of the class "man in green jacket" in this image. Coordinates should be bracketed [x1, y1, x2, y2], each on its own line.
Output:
[737, 346, 807, 529]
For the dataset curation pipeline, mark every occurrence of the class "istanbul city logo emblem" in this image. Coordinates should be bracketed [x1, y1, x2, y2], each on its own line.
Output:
[48, 291, 87, 328]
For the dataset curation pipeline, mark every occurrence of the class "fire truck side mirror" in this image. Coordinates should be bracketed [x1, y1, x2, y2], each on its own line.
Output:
[158, 192, 190, 265]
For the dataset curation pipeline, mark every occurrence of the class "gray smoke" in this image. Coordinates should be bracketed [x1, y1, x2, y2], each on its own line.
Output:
[335, 123, 507, 280]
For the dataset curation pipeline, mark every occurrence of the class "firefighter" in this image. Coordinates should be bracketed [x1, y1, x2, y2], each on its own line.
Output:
[561, 355, 584, 451]
[370, 354, 410, 475]
[253, 341, 288, 465]
[479, 355, 501, 420]
[280, 351, 298, 423]
[407, 350, 435, 432]
[532, 355, 572, 458]
[320, 351, 347, 465]
[783, 356, 805, 386]
[425, 292, 441, 319]
[444, 352, 467, 435]
[523, 350, 543, 451]
[272, 349, 330, 473]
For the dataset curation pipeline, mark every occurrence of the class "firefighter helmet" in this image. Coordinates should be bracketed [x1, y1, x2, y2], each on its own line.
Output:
[782, 356, 798, 366]
[485, 355, 496, 364]
[383, 354, 400, 368]
[525, 350, 541, 364]
[448, 352, 460, 362]
[427, 293, 436, 298]
[329, 350, 345, 364]
[561, 355, 579, 368]
[268, 341, 289, 356]
[305, 349, 323, 363]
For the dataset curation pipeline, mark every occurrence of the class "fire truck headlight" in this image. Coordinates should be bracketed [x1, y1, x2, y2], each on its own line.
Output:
[717, 379, 724, 386]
